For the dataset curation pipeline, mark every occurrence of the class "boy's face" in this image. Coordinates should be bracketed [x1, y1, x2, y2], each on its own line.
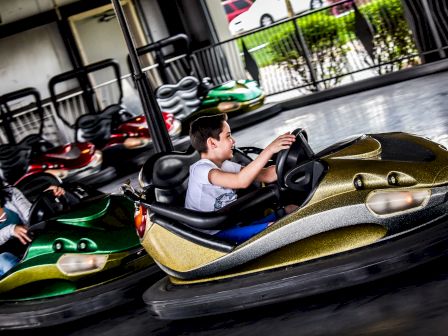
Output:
[209, 121, 235, 161]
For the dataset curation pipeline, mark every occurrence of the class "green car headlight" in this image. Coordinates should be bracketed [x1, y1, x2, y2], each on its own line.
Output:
[366, 189, 431, 217]
[217, 101, 241, 112]
[57, 254, 108, 276]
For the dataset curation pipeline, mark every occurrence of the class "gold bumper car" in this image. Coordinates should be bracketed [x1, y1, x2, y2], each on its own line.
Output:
[124, 129, 448, 319]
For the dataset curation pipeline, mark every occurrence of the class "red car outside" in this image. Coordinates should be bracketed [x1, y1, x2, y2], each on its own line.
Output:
[223, 0, 254, 22]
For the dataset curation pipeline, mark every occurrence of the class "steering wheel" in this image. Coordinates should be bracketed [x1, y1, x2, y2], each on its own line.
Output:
[28, 190, 70, 224]
[117, 108, 135, 123]
[15, 172, 62, 203]
[20, 134, 54, 155]
[276, 128, 314, 191]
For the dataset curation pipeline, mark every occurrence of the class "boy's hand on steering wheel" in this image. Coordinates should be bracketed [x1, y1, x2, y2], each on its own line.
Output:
[45, 185, 65, 197]
[13, 225, 32, 245]
[265, 132, 296, 155]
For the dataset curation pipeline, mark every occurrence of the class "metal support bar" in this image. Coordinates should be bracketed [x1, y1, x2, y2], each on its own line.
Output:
[111, 0, 173, 153]
[292, 20, 319, 91]
[421, 0, 446, 59]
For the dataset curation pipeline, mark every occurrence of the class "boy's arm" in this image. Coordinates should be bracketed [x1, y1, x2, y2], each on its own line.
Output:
[209, 133, 295, 189]
[256, 166, 277, 183]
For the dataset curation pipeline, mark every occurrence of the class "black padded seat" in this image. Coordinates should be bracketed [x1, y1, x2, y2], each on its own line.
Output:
[100, 103, 123, 118]
[20, 134, 55, 156]
[100, 103, 135, 129]
[140, 149, 200, 206]
[155, 76, 202, 118]
[138, 149, 283, 249]
[0, 144, 30, 184]
[140, 149, 280, 230]
[148, 184, 279, 230]
[75, 113, 113, 146]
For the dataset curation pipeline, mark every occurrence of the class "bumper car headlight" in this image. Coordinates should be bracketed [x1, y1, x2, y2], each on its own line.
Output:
[57, 254, 108, 276]
[134, 205, 148, 238]
[168, 119, 182, 137]
[217, 101, 241, 113]
[366, 189, 431, 217]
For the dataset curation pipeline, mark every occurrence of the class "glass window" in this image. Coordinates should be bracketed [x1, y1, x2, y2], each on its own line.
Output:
[224, 4, 233, 14]
[234, 0, 251, 10]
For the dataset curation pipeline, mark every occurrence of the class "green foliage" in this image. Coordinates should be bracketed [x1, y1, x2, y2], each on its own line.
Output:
[353, 0, 419, 74]
[239, 0, 418, 90]
[263, 11, 352, 89]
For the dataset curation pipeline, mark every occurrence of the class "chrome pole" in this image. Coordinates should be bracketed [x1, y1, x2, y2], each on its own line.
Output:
[111, 0, 173, 153]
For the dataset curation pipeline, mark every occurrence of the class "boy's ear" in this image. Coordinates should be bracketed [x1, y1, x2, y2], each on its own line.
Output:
[207, 137, 218, 149]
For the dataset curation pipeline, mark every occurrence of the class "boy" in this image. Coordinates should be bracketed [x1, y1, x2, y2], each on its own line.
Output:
[185, 113, 296, 242]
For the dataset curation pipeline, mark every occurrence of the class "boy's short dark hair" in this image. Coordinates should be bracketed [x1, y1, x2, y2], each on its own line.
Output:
[189, 114, 228, 153]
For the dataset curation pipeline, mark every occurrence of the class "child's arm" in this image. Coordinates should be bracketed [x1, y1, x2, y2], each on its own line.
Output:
[209, 133, 295, 189]
[256, 166, 277, 183]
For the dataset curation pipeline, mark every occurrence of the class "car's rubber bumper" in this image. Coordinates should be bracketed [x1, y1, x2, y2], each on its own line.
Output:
[143, 214, 448, 320]
[227, 102, 282, 130]
[181, 102, 282, 135]
[67, 166, 118, 188]
[0, 265, 161, 330]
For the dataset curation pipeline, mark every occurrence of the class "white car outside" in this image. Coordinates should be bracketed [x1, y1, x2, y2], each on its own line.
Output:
[229, 0, 326, 35]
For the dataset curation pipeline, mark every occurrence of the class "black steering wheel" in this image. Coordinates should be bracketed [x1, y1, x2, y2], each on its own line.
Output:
[15, 172, 62, 204]
[20, 134, 54, 155]
[28, 190, 70, 224]
[276, 128, 314, 191]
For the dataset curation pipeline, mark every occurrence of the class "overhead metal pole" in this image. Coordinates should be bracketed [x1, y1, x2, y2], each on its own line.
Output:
[111, 0, 173, 153]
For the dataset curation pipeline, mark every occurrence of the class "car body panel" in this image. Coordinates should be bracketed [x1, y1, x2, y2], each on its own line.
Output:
[137, 133, 448, 282]
[0, 194, 152, 300]
[223, 0, 254, 22]
[229, 0, 328, 34]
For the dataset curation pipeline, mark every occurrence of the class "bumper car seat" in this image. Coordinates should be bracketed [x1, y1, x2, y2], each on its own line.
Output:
[139, 150, 281, 246]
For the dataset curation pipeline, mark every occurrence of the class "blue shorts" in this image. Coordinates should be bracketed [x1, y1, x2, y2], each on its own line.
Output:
[215, 212, 277, 243]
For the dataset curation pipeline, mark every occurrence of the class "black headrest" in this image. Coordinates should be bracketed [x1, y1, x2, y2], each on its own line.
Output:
[100, 104, 135, 129]
[20, 134, 55, 155]
[76, 114, 113, 145]
[140, 150, 200, 189]
[0, 145, 30, 184]
[101, 103, 124, 118]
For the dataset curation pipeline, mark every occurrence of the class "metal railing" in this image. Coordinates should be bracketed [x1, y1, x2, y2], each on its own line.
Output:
[1, 0, 447, 145]
[191, 0, 424, 95]
[0, 79, 126, 145]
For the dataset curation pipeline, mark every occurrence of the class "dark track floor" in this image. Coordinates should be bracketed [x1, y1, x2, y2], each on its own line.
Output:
[12, 71, 448, 336]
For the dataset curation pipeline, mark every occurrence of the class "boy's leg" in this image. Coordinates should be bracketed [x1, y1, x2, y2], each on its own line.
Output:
[0, 252, 19, 276]
[215, 212, 278, 243]
[284, 204, 299, 214]
[215, 223, 269, 243]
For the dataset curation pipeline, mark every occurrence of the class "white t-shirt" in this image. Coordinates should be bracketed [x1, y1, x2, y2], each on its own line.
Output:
[185, 159, 242, 214]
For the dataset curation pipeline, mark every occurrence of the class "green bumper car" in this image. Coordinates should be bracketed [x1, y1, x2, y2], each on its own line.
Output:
[124, 130, 448, 319]
[156, 76, 280, 134]
[0, 180, 160, 330]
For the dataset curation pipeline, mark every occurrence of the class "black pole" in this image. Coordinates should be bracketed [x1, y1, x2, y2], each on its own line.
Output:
[111, 0, 173, 153]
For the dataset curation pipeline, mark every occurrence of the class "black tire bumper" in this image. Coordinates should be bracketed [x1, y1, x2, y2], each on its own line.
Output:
[143, 215, 448, 320]
[227, 102, 282, 131]
[69, 166, 118, 188]
[0, 265, 161, 330]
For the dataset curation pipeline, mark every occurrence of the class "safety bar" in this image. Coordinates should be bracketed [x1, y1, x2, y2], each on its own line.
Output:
[0, 87, 44, 144]
[136, 33, 190, 57]
[130, 34, 193, 84]
[48, 59, 123, 123]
